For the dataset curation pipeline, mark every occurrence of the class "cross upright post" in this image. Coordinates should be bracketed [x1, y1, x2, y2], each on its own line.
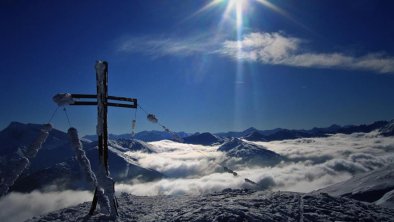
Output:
[54, 61, 137, 217]
[96, 61, 109, 174]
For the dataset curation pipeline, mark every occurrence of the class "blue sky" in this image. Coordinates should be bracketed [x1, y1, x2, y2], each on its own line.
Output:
[1, 0, 394, 135]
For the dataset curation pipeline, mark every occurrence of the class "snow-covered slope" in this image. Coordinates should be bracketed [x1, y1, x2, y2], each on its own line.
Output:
[27, 189, 394, 221]
[218, 138, 283, 166]
[315, 163, 394, 203]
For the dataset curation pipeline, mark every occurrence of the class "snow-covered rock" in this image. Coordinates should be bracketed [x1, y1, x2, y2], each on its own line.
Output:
[27, 189, 394, 221]
[218, 138, 282, 166]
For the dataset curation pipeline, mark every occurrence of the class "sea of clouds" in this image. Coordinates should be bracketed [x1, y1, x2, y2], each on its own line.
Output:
[118, 131, 394, 195]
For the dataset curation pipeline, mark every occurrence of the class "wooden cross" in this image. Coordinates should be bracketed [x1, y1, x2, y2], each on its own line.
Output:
[58, 61, 137, 216]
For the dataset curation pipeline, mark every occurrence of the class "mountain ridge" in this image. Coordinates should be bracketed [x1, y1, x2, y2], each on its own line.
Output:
[80, 119, 394, 142]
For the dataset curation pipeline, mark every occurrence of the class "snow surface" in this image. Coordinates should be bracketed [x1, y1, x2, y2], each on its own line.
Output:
[27, 189, 394, 221]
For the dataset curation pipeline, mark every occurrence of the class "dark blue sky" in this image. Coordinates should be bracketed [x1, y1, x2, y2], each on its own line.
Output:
[1, 0, 394, 135]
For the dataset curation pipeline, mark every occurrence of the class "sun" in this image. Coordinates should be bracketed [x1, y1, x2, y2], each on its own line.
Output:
[191, 0, 294, 32]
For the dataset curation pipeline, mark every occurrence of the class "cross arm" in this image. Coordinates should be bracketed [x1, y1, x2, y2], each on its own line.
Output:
[71, 94, 137, 108]
[52, 93, 137, 108]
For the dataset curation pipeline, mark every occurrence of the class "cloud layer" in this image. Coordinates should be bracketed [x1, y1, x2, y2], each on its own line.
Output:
[118, 131, 394, 196]
[117, 32, 394, 74]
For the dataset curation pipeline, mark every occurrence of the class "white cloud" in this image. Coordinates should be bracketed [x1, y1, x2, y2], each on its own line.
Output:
[0, 190, 92, 222]
[220, 32, 394, 73]
[221, 32, 300, 62]
[117, 133, 394, 196]
[117, 34, 219, 58]
[117, 32, 394, 73]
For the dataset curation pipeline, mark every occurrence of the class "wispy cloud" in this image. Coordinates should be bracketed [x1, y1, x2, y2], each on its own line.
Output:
[117, 31, 394, 74]
[220, 32, 394, 73]
[117, 34, 219, 58]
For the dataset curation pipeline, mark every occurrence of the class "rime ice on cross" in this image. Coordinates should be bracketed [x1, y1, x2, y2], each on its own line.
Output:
[53, 61, 137, 217]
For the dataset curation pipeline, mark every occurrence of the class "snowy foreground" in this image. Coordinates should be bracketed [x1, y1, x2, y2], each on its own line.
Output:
[27, 189, 394, 221]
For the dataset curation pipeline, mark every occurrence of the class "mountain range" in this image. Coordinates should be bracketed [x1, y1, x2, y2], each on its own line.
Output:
[83, 120, 394, 144]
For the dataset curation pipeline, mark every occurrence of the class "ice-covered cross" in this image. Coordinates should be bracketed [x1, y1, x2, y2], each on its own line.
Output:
[53, 61, 137, 217]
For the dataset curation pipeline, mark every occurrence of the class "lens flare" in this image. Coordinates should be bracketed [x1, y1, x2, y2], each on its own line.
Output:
[235, 0, 244, 29]
[185, 0, 309, 130]
[190, 0, 304, 34]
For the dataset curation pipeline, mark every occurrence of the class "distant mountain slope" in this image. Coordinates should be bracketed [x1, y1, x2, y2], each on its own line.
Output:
[85, 144, 163, 182]
[240, 120, 392, 142]
[218, 138, 283, 166]
[243, 131, 266, 141]
[315, 163, 394, 205]
[108, 139, 156, 153]
[9, 143, 164, 193]
[183, 132, 224, 145]
[27, 189, 394, 222]
[0, 122, 163, 193]
[0, 122, 75, 171]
